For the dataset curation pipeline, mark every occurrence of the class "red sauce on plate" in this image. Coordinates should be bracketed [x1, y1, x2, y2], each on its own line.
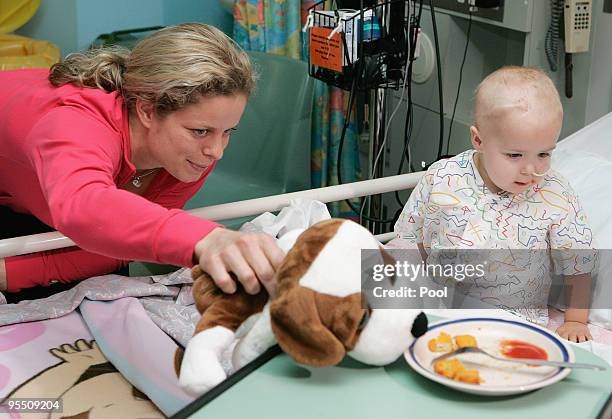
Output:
[500, 340, 548, 360]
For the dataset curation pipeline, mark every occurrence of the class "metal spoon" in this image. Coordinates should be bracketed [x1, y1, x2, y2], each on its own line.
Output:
[431, 346, 607, 371]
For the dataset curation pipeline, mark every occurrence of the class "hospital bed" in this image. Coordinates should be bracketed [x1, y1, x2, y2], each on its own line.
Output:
[1, 113, 612, 418]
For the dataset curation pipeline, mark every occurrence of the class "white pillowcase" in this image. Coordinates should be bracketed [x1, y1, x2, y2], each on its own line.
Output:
[552, 148, 612, 329]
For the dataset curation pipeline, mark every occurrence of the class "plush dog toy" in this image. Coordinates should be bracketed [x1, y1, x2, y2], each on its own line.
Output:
[176, 218, 428, 396]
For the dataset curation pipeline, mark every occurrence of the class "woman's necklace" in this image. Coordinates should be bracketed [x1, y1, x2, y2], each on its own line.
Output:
[131, 168, 158, 188]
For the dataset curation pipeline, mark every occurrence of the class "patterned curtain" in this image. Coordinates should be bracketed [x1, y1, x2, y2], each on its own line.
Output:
[233, 0, 361, 218]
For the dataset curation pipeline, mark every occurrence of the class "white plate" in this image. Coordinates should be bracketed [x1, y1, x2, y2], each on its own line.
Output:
[404, 317, 574, 396]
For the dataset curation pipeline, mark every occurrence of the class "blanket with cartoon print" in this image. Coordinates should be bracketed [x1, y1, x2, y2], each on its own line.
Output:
[0, 271, 199, 418]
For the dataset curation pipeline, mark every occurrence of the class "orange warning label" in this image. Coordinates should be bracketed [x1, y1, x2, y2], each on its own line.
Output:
[309, 26, 343, 73]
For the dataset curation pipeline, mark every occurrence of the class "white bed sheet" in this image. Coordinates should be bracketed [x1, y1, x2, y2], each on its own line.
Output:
[556, 112, 612, 160]
[553, 112, 612, 330]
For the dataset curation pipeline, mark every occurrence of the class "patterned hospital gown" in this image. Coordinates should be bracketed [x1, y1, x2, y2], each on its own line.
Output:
[394, 150, 596, 324]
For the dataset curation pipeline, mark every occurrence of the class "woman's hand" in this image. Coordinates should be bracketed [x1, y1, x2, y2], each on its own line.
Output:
[194, 228, 285, 296]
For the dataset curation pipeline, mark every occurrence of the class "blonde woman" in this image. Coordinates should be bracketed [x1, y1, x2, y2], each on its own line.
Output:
[0, 23, 284, 301]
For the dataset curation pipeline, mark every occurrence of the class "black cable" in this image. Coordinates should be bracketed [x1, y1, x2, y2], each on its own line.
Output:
[336, 56, 396, 224]
[394, 5, 420, 208]
[171, 346, 283, 418]
[395, 100, 413, 208]
[428, 0, 444, 161]
[334, 0, 417, 225]
[303, 1, 395, 224]
[336, 66, 363, 215]
[360, 0, 422, 225]
[545, 0, 563, 71]
[406, 0, 443, 173]
[565, 52, 573, 98]
[446, 11, 472, 156]
[331, 7, 373, 220]
[361, 88, 390, 226]
[335, 7, 368, 220]
[362, 87, 378, 226]
[394, 0, 422, 208]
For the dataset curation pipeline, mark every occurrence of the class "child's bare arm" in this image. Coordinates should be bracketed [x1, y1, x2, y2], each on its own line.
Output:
[417, 243, 428, 263]
[556, 273, 592, 342]
[564, 272, 591, 322]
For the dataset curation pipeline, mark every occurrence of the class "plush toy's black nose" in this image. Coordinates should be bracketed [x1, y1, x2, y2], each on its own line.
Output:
[411, 312, 428, 338]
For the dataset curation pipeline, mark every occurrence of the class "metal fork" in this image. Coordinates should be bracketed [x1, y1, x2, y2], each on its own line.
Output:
[431, 346, 607, 371]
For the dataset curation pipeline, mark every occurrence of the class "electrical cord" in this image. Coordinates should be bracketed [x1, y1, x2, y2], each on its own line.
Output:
[361, 76, 410, 224]
[428, 0, 444, 162]
[393, 0, 422, 209]
[545, 0, 563, 71]
[370, 52, 411, 177]
[361, 87, 386, 225]
[332, 0, 417, 225]
[366, 39, 412, 199]
[336, 48, 396, 224]
[446, 11, 472, 156]
[359, 1, 417, 225]
[332, 7, 381, 221]
[394, 4, 421, 208]
[395, 100, 413, 208]
[336, 65, 364, 215]
[406, 0, 442, 174]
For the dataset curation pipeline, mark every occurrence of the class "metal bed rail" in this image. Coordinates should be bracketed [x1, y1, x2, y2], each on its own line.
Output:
[0, 172, 423, 258]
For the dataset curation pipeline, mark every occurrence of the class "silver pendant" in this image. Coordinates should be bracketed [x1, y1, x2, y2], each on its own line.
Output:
[130, 168, 157, 188]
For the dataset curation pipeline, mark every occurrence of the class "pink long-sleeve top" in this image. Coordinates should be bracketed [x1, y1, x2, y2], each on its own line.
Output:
[0, 69, 221, 292]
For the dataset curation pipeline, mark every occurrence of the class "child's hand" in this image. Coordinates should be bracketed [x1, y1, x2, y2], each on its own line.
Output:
[556, 321, 592, 343]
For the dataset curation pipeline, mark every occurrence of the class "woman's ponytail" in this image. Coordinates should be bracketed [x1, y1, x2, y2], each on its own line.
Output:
[48, 45, 130, 93]
[49, 24, 255, 116]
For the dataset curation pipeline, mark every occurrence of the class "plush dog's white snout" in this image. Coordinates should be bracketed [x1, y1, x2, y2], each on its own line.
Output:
[349, 309, 424, 365]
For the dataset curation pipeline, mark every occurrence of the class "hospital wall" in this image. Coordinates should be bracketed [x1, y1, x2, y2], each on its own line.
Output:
[585, 5, 612, 125]
[16, 0, 232, 56]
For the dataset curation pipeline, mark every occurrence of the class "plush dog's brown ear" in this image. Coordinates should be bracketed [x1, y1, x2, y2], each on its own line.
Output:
[190, 266, 268, 333]
[271, 286, 363, 367]
[174, 266, 268, 378]
[191, 266, 223, 315]
[174, 347, 184, 377]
